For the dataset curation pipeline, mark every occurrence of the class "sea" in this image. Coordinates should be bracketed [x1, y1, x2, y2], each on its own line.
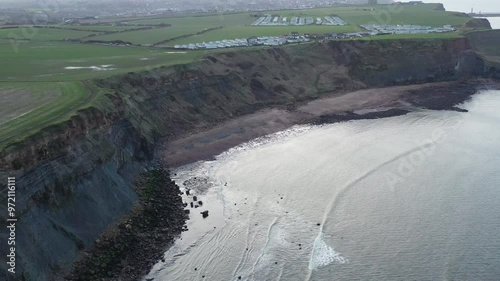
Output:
[485, 17, 500, 29]
[144, 89, 500, 281]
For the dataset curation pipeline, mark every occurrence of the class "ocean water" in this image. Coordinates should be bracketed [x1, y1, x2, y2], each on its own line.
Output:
[485, 17, 500, 29]
[145, 90, 500, 281]
[425, 0, 499, 13]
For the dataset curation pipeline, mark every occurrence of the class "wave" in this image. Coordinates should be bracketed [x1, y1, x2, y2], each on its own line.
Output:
[308, 232, 348, 271]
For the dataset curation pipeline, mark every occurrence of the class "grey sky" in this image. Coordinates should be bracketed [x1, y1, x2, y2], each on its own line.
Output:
[422, 0, 500, 13]
[0, 0, 499, 13]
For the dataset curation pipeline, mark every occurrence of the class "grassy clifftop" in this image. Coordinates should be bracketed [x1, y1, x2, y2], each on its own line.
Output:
[467, 30, 500, 67]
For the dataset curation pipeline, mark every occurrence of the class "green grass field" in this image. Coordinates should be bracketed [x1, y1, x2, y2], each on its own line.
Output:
[0, 40, 214, 81]
[0, 27, 96, 41]
[0, 81, 92, 148]
[0, 3, 474, 150]
[89, 26, 216, 46]
[54, 25, 144, 32]
[361, 31, 465, 40]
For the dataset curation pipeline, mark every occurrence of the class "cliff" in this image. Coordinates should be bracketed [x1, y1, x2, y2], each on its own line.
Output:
[0, 37, 492, 280]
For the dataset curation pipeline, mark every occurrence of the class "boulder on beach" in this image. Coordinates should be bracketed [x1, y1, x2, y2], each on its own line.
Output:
[201, 210, 209, 218]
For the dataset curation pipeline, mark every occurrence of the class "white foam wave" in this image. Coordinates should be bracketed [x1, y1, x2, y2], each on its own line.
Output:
[219, 125, 315, 157]
[309, 232, 348, 270]
[64, 65, 116, 71]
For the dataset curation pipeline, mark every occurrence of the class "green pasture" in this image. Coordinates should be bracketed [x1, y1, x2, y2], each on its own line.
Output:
[88, 26, 215, 45]
[0, 40, 213, 81]
[0, 81, 93, 149]
[54, 25, 143, 32]
[361, 31, 465, 40]
[0, 27, 95, 41]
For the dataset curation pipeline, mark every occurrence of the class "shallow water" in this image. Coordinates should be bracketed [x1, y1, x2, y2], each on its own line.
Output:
[146, 90, 500, 281]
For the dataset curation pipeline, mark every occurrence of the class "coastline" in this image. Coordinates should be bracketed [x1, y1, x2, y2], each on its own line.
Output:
[4, 32, 500, 280]
[62, 79, 499, 281]
[159, 79, 498, 168]
[147, 79, 500, 281]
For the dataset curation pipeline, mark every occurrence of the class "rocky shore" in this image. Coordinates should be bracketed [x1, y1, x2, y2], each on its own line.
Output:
[65, 169, 187, 281]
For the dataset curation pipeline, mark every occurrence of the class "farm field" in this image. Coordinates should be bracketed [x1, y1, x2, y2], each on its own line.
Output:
[89, 26, 217, 46]
[0, 3, 475, 150]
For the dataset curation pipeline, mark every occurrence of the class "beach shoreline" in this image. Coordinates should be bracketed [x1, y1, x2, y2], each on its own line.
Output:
[159, 79, 498, 168]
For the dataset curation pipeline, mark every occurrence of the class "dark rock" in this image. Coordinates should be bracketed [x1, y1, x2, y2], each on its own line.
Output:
[193, 196, 198, 201]
[198, 200, 203, 206]
[201, 210, 209, 218]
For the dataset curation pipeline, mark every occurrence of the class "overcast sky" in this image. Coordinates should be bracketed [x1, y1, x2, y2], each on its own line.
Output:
[0, 0, 499, 13]
[422, 0, 499, 13]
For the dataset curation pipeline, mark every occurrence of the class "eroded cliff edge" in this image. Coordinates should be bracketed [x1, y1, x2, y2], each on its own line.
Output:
[0, 36, 497, 280]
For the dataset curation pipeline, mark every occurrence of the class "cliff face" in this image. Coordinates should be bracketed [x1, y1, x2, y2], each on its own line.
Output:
[0, 37, 489, 280]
